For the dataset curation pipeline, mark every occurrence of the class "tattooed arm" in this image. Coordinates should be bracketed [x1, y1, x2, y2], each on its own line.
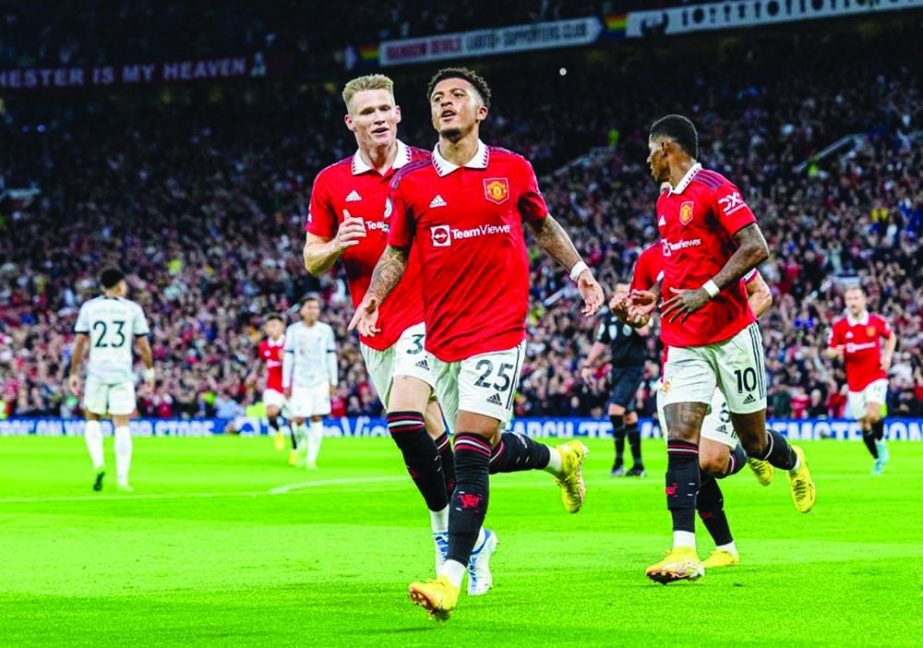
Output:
[347, 245, 409, 336]
[526, 215, 604, 315]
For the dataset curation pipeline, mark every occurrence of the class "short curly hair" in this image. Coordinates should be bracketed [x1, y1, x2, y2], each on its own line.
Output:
[426, 67, 491, 108]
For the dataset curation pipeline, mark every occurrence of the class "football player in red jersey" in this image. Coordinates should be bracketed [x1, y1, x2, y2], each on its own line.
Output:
[630, 115, 815, 584]
[302, 75, 496, 595]
[824, 285, 896, 474]
[247, 313, 292, 456]
[617, 244, 774, 569]
[350, 67, 604, 619]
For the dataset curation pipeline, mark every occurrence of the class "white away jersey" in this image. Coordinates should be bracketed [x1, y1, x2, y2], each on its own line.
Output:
[74, 296, 150, 384]
[283, 321, 338, 389]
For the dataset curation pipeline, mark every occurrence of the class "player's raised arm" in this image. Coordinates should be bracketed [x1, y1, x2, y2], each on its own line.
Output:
[348, 244, 409, 336]
[526, 215, 604, 316]
[303, 211, 367, 276]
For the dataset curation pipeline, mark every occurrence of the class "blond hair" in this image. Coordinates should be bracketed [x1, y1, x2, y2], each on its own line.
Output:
[342, 74, 394, 111]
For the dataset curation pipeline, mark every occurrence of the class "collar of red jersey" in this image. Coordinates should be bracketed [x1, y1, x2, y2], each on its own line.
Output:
[669, 162, 702, 195]
[268, 335, 284, 347]
[351, 139, 412, 176]
[846, 311, 870, 327]
[432, 140, 489, 177]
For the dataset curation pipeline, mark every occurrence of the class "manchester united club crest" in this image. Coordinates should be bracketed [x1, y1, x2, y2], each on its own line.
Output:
[483, 178, 509, 204]
[866, 326, 875, 337]
[680, 201, 694, 225]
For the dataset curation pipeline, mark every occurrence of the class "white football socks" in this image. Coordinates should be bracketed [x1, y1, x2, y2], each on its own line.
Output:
[440, 560, 466, 588]
[84, 420, 104, 471]
[543, 445, 563, 475]
[306, 420, 323, 467]
[114, 426, 132, 485]
[673, 530, 696, 550]
[716, 541, 737, 555]
[430, 506, 449, 534]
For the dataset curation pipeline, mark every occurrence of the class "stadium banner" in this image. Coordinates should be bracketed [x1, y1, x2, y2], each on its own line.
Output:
[379, 17, 603, 66]
[0, 52, 287, 91]
[1, 417, 922, 441]
[626, 0, 923, 39]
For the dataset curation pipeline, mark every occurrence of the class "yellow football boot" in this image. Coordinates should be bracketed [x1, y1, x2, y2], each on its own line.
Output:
[408, 575, 459, 621]
[702, 549, 740, 568]
[554, 441, 588, 513]
[788, 446, 816, 513]
[646, 547, 704, 584]
[288, 449, 300, 466]
[748, 457, 773, 486]
[273, 431, 285, 451]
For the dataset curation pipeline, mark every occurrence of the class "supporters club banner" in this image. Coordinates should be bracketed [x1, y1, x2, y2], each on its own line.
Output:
[379, 17, 603, 66]
[0, 53, 288, 91]
[2, 417, 923, 441]
[626, 0, 923, 38]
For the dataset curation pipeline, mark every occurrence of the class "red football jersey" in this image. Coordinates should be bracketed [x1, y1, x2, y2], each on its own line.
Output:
[306, 140, 429, 351]
[828, 312, 892, 391]
[259, 336, 285, 392]
[388, 142, 548, 362]
[656, 164, 758, 347]
[630, 244, 664, 294]
[631, 243, 760, 368]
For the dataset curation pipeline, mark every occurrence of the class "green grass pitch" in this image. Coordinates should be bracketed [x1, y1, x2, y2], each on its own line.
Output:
[1, 435, 921, 647]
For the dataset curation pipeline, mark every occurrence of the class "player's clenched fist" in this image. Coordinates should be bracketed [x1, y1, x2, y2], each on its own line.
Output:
[68, 374, 81, 396]
[334, 209, 367, 252]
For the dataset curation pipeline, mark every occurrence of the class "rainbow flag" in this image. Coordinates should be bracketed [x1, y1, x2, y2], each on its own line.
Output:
[358, 45, 379, 62]
[605, 14, 627, 39]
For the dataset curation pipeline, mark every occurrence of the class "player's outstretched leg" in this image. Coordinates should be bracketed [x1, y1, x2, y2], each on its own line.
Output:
[85, 419, 106, 491]
[698, 476, 739, 568]
[489, 432, 587, 513]
[409, 432, 491, 620]
[736, 414, 815, 513]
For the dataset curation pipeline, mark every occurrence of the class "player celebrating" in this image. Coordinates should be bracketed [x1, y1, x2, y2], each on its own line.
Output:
[282, 296, 337, 470]
[581, 280, 650, 477]
[303, 74, 497, 594]
[632, 115, 815, 584]
[620, 243, 774, 569]
[351, 67, 605, 619]
[68, 268, 154, 492]
[249, 313, 292, 457]
[825, 285, 896, 474]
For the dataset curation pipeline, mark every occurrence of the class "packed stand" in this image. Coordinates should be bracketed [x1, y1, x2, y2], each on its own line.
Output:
[1, 22, 921, 420]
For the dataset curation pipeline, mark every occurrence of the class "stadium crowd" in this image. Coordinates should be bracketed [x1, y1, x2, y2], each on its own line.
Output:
[1, 20, 921, 421]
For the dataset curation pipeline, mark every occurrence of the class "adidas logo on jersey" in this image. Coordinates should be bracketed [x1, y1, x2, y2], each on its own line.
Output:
[487, 393, 503, 406]
[658, 215, 666, 227]
[415, 359, 429, 370]
[345, 190, 362, 202]
[429, 195, 447, 208]
[845, 331, 854, 339]
[743, 394, 756, 404]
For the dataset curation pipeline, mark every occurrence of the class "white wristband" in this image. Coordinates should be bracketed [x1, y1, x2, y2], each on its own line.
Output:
[569, 261, 589, 282]
[702, 280, 720, 298]
[143, 367, 156, 382]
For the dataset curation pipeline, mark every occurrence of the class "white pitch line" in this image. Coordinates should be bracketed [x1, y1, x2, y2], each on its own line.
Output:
[267, 475, 407, 495]
[0, 475, 409, 504]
